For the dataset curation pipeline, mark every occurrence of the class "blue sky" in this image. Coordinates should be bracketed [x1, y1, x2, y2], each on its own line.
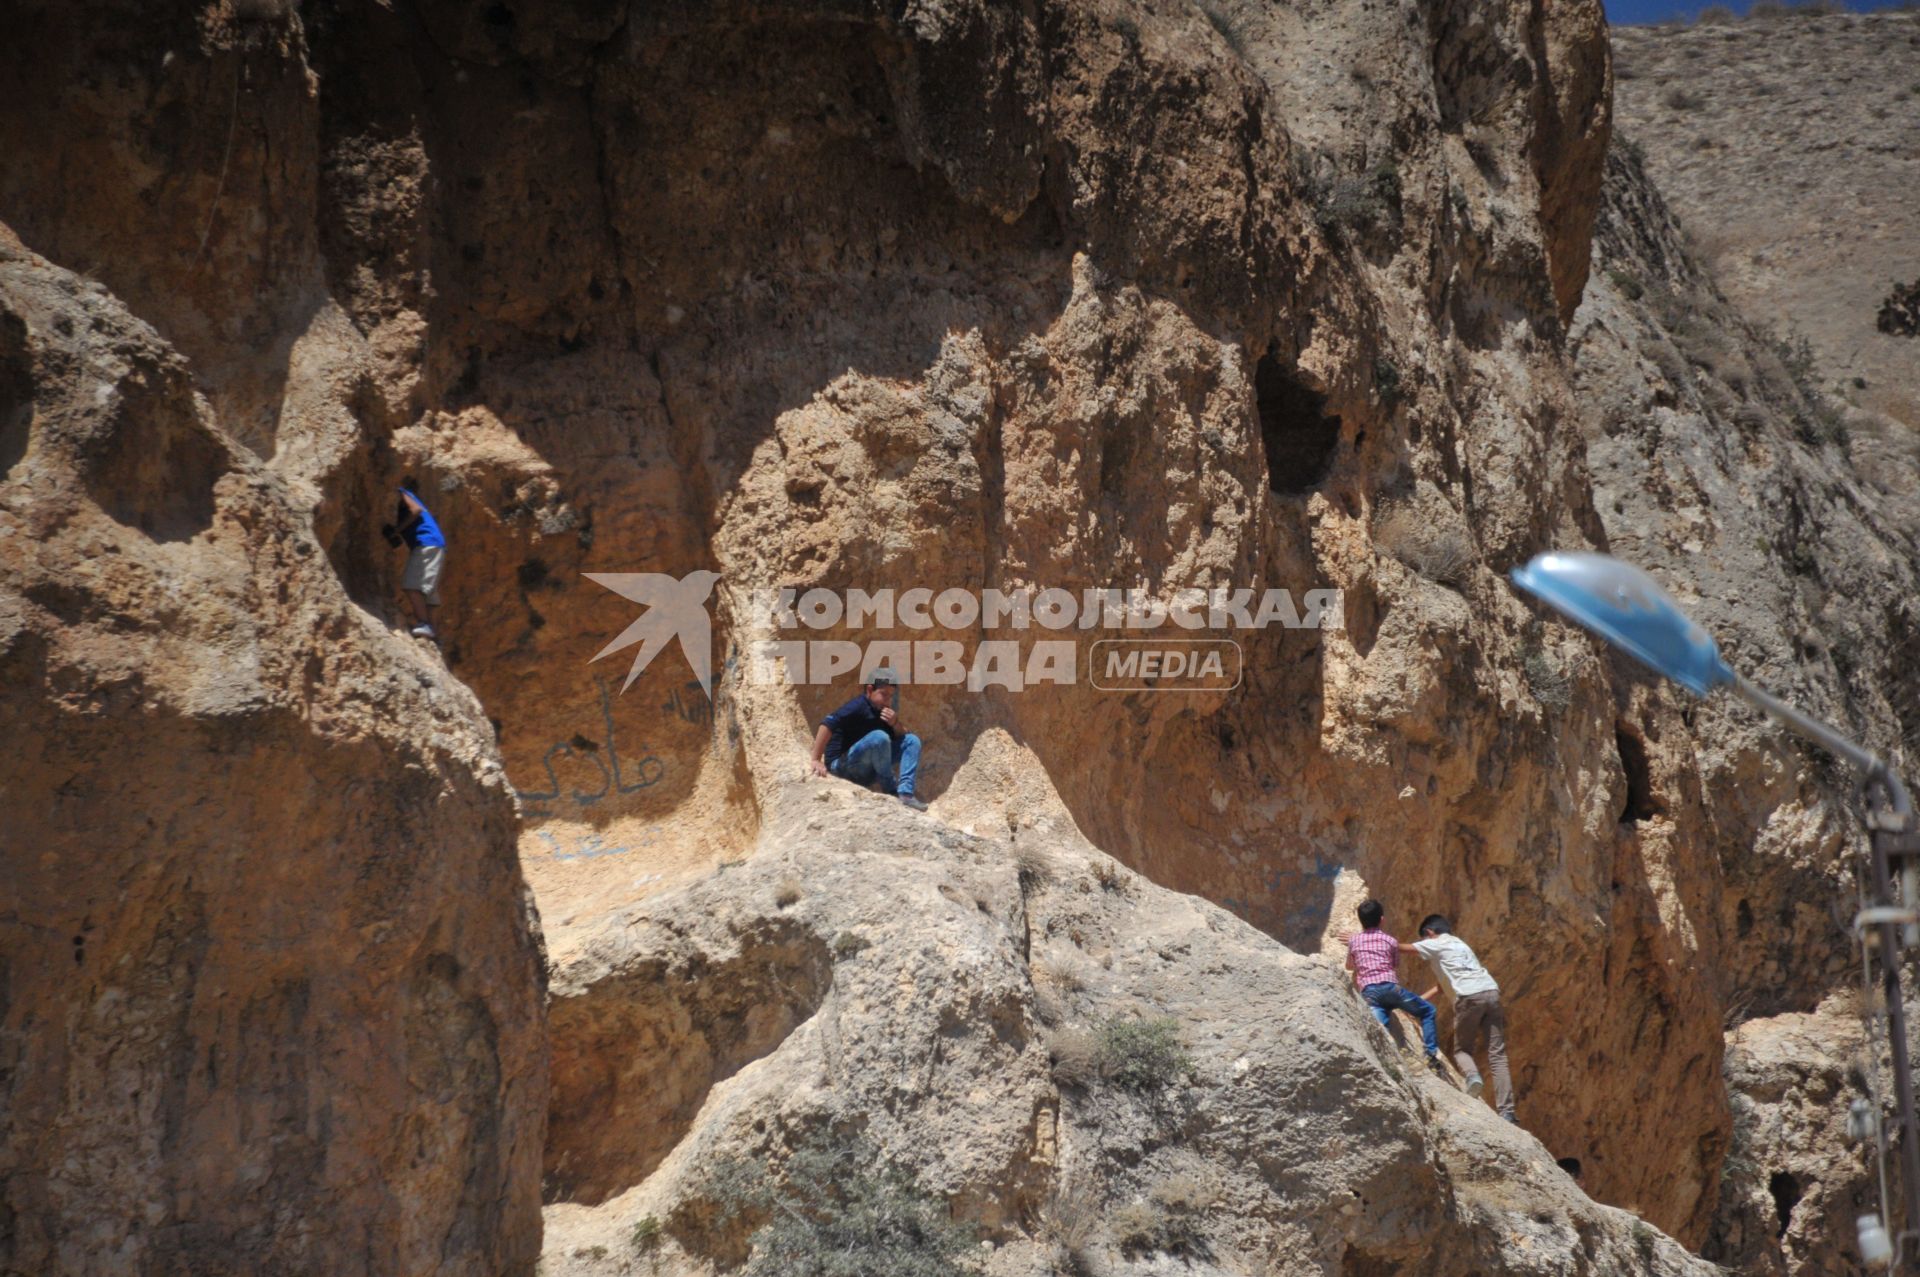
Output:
[1606, 0, 1912, 24]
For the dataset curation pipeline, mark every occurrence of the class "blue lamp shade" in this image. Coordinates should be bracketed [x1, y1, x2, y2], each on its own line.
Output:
[1510, 552, 1735, 696]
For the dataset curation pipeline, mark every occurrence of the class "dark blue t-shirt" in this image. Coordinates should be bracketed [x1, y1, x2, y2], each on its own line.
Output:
[821, 693, 895, 770]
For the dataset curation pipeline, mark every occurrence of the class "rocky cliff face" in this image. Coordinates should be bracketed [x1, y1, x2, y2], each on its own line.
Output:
[0, 8, 550, 1274]
[2, 0, 1913, 1274]
[1571, 106, 1920, 1277]
[0, 231, 548, 1274]
[538, 791, 1719, 1276]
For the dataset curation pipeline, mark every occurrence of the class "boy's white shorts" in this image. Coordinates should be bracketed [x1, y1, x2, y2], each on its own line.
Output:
[402, 545, 445, 605]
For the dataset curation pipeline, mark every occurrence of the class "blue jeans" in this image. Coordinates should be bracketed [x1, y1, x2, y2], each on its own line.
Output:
[833, 729, 920, 798]
[1363, 982, 1439, 1056]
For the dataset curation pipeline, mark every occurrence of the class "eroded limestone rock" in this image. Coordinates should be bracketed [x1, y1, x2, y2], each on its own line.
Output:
[4, 0, 1915, 1272]
[538, 785, 1720, 1276]
[0, 237, 548, 1274]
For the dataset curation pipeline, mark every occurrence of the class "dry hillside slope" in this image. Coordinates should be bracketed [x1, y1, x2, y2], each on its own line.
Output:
[1613, 10, 1920, 529]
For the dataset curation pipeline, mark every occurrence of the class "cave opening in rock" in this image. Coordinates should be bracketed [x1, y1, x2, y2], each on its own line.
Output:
[1340, 1250, 1400, 1277]
[84, 377, 226, 543]
[0, 310, 29, 482]
[544, 922, 833, 1206]
[1615, 722, 1661, 824]
[1255, 350, 1341, 494]
[1768, 1171, 1802, 1237]
[321, 463, 395, 615]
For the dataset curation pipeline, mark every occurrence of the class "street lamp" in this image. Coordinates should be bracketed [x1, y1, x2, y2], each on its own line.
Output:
[1512, 551, 1920, 1268]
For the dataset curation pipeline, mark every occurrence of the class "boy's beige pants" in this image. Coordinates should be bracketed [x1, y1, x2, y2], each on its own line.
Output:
[1454, 990, 1515, 1119]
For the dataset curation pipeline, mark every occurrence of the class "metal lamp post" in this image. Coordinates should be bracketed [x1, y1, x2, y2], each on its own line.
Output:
[1512, 551, 1920, 1268]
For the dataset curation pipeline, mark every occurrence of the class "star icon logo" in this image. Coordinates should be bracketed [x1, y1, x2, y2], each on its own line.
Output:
[585, 569, 722, 695]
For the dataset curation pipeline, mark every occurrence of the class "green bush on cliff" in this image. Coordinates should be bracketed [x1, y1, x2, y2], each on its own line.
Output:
[1098, 1016, 1194, 1092]
[709, 1129, 979, 1277]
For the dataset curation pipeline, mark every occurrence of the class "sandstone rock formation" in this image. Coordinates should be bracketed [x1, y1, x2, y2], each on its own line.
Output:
[0, 6, 551, 1273]
[0, 232, 548, 1275]
[4, 0, 1917, 1273]
[537, 785, 1722, 1276]
[1707, 1005, 1880, 1277]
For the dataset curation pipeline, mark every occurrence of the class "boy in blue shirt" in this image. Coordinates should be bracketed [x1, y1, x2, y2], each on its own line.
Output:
[809, 669, 925, 810]
[382, 476, 446, 640]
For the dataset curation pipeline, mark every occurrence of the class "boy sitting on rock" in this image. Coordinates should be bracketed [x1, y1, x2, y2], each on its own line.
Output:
[809, 668, 925, 811]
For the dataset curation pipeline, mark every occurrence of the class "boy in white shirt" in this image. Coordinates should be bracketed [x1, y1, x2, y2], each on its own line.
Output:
[1402, 914, 1516, 1123]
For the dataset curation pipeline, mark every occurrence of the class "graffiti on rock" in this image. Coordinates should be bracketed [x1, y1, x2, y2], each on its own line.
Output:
[517, 675, 666, 810]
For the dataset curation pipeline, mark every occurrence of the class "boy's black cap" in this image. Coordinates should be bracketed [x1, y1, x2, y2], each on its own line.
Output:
[868, 667, 898, 686]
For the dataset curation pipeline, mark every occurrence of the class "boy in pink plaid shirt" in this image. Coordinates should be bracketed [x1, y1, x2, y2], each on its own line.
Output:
[1344, 899, 1440, 1060]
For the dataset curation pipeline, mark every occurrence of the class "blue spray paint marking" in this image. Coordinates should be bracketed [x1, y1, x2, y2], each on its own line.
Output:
[663, 680, 711, 727]
[531, 824, 663, 864]
[1276, 857, 1346, 937]
[1219, 855, 1349, 943]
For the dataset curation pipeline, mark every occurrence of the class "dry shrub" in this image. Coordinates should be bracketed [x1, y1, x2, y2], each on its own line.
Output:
[1015, 845, 1055, 892]
[1880, 279, 1920, 337]
[1675, 328, 1725, 371]
[1606, 267, 1645, 301]
[1313, 165, 1401, 240]
[1034, 952, 1086, 994]
[1041, 1179, 1101, 1257]
[1694, 376, 1739, 419]
[1639, 336, 1692, 393]
[1672, 324, 1753, 394]
[1524, 647, 1572, 711]
[1723, 990, 1756, 1032]
[1108, 1178, 1213, 1255]
[1195, 0, 1248, 56]
[1097, 1017, 1193, 1091]
[1374, 503, 1474, 588]
[1696, 4, 1735, 21]
[1149, 1169, 1218, 1255]
[1032, 987, 1065, 1027]
[1716, 352, 1754, 395]
[1045, 1026, 1101, 1089]
[1109, 1200, 1165, 1254]
[1091, 859, 1129, 895]
[774, 877, 802, 908]
[1150, 1169, 1221, 1215]
[708, 1130, 979, 1277]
